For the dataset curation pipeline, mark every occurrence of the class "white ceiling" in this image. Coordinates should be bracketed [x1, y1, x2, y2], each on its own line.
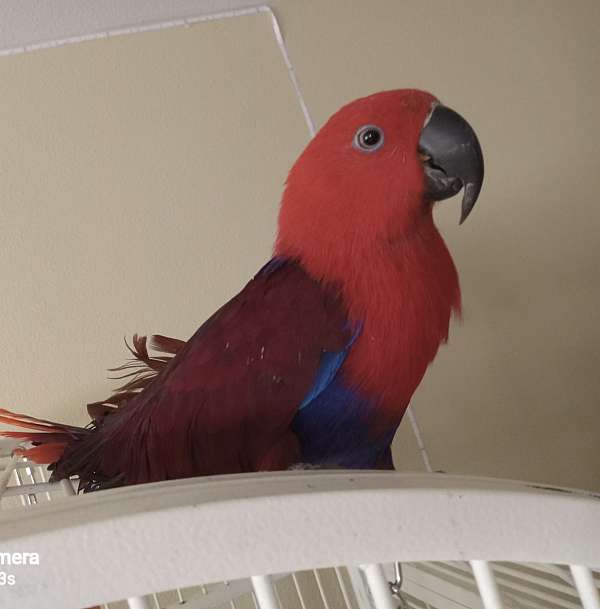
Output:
[0, 0, 263, 53]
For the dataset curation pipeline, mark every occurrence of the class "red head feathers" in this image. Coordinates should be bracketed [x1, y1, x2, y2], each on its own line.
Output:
[277, 89, 438, 268]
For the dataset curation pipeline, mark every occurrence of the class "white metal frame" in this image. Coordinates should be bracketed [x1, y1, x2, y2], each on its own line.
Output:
[0, 470, 599, 609]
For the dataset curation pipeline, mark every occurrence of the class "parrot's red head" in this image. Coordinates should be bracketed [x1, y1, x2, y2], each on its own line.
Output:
[275, 89, 484, 414]
[276, 89, 483, 278]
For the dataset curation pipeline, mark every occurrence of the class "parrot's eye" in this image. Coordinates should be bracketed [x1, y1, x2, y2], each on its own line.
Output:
[353, 125, 384, 153]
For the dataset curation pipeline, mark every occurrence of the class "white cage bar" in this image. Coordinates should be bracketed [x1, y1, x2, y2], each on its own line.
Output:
[0, 468, 599, 609]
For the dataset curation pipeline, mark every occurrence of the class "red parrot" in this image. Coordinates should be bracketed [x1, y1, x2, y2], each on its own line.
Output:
[0, 89, 483, 491]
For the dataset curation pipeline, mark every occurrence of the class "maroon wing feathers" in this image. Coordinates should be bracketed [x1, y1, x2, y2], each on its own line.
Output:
[55, 261, 348, 488]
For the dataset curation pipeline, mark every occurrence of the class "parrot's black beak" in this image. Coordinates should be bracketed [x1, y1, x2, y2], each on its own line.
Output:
[418, 103, 484, 224]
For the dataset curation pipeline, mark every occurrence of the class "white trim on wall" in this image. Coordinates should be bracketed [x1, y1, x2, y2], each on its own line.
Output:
[0, 0, 268, 54]
[0, 5, 317, 137]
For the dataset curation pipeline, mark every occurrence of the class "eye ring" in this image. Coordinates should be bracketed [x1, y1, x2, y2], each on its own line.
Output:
[353, 124, 384, 153]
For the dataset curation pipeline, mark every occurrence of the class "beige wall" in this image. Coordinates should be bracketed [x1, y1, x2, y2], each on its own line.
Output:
[1, 1, 598, 490]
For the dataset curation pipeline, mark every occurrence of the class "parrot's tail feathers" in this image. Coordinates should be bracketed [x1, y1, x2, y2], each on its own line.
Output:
[86, 333, 186, 421]
[14, 442, 68, 464]
[0, 408, 84, 433]
[0, 408, 90, 465]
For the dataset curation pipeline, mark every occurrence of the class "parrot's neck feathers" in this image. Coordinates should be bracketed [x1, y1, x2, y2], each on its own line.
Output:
[277, 213, 460, 423]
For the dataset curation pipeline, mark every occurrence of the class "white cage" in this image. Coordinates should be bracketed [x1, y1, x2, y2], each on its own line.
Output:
[1, 446, 599, 609]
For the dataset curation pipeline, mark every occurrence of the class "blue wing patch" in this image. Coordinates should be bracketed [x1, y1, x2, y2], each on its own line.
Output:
[293, 322, 396, 468]
[298, 323, 361, 410]
[292, 375, 396, 468]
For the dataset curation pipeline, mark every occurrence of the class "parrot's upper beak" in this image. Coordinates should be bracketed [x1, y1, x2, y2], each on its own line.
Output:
[418, 103, 484, 224]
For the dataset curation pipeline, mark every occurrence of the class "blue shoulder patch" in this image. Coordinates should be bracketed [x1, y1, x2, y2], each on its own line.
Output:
[292, 375, 396, 468]
[298, 323, 361, 410]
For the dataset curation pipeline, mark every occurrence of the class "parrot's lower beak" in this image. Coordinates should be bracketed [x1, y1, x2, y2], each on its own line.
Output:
[418, 103, 484, 224]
